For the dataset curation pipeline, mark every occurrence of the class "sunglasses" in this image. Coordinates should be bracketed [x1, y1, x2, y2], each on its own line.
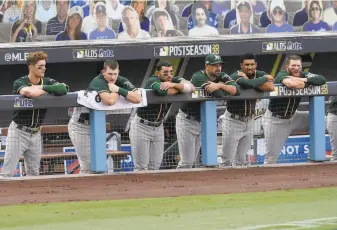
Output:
[273, 9, 283, 15]
[311, 6, 320, 11]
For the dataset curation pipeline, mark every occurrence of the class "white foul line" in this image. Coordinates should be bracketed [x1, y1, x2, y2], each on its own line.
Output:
[226, 217, 337, 230]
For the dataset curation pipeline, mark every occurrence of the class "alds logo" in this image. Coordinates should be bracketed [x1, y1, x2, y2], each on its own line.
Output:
[14, 97, 33, 108]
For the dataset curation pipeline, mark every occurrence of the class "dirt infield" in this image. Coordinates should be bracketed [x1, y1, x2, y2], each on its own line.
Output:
[0, 163, 337, 206]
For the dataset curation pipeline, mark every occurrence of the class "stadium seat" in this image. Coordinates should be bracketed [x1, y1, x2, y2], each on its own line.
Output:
[0, 23, 12, 43]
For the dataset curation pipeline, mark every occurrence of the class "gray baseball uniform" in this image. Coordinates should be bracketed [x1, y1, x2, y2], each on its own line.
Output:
[68, 74, 137, 174]
[177, 70, 239, 168]
[0, 75, 67, 177]
[129, 75, 184, 171]
[263, 70, 326, 164]
[221, 70, 270, 166]
[326, 96, 337, 161]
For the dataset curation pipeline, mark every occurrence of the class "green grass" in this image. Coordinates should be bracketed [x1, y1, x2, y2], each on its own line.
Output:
[1, 187, 337, 230]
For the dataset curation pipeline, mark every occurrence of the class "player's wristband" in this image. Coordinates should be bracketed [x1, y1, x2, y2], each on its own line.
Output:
[306, 77, 317, 86]
[42, 85, 49, 92]
[304, 82, 311, 88]
[118, 88, 129, 98]
[261, 75, 272, 82]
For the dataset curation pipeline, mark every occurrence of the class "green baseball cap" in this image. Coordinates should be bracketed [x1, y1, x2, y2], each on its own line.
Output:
[205, 54, 224, 65]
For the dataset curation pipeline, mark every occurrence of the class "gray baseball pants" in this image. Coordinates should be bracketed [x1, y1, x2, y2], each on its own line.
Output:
[263, 110, 309, 164]
[176, 110, 201, 168]
[68, 119, 91, 174]
[0, 121, 41, 177]
[129, 115, 164, 171]
[327, 113, 337, 161]
[221, 111, 253, 166]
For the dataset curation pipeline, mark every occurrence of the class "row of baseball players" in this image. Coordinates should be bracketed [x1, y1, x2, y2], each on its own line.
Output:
[0, 51, 329, 177]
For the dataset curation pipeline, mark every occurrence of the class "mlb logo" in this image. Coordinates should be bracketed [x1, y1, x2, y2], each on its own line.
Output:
[270, 86, 279, 96]
[262, 42, 274, 51]
[73, 50, 84, 59]
[154, 46, 169, 57]
[266, 42, 273, 51]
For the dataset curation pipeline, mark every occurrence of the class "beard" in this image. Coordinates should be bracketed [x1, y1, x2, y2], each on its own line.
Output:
[208, 71, 220, 80]
[288, 69, 300, 77]
[246, 70, 255, 78]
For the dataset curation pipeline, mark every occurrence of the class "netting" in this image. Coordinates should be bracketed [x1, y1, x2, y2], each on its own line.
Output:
[0, 100, 203, 177]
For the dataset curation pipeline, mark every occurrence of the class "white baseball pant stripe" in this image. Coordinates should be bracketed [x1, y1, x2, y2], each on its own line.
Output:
[0, 121, 41, 177]
[327, 113, 337, 161]
[129, 115, 164, 171]
[176, 110, 201, 169]
[68, 119, 91, 174]
[263, 110, 309, 164]
[221, 111, 253, 166]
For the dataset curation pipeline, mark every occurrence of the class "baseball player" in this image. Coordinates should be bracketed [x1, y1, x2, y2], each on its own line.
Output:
[176, 54, 240, 168]
[0, 51, 68, 177]
[326, 96, 337, 162]
[263, 55, 326, 164]
[221, 53, 274, 167]
[68, 60, 141, 174]
[129, 61, 194, 171]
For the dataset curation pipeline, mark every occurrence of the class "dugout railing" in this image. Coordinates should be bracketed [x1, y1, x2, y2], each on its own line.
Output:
[0, 83, 331, 175]
[0, 30, 336, 174]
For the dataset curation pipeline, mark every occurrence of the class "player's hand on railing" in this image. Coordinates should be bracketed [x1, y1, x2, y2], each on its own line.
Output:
[237, 71, 248, 79]
[205, 81, 221, 93]
[108, 83, 120, 93]
[30, 85, 43, 89]
[266, 75, 274, 81]
[160, 82, 174, 90]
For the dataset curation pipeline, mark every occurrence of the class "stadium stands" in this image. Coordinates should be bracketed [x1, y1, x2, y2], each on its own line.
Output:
[0, 0, 335, 174]
[0, 0, 336, 43]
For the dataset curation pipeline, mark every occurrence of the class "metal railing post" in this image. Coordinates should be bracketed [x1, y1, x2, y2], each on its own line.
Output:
[89, 109, 107, 172]
[200, 101, 218, 166]
[309, 96, 326, 161]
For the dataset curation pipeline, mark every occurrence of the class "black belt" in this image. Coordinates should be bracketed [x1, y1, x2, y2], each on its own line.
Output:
[78, 117, 90, 125]
[229, 113, 253, 122]
[16, 125, 40, 134]
[271, 112, 292, 119]
[139, 118, 162, 127]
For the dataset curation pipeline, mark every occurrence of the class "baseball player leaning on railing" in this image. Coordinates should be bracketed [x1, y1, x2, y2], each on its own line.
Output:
[176, 54, 240, 169]
[0, 51, 68, 178]
[263, 55, 326, 164]
[220, 53, 275, 167]
[68, 60, 141, 174]
[129, 61, 195, 171]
